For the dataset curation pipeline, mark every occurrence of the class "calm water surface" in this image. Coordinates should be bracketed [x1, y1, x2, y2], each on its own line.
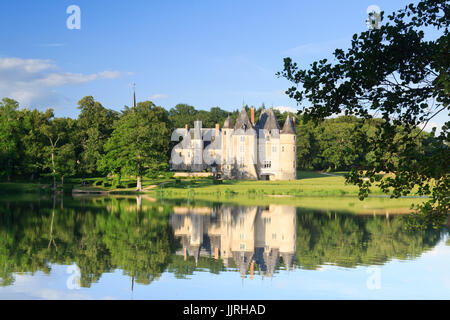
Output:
[0, 195, 448, 300]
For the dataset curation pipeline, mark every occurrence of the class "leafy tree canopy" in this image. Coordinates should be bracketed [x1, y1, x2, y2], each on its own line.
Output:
[278, 0, 449, 228]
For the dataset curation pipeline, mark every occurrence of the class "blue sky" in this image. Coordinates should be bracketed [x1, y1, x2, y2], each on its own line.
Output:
[2, 0, 443, 130]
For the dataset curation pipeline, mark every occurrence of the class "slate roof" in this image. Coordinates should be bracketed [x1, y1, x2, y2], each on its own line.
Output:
[255, 108, 280, 131]
[232, 251, 254, 278]
[254, 247, 280, 278]
[223, 116, 234, 129]
[234, 108, 254, 131]
[280, 115, 296, 134]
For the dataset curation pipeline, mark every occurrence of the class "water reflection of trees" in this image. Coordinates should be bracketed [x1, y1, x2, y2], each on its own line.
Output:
[295, 209, 446, 270]
[0, 197, 447, 287]
[0, 196, 175, 288]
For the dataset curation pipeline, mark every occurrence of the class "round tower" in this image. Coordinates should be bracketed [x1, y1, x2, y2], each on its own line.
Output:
[279, 115, 297, 180]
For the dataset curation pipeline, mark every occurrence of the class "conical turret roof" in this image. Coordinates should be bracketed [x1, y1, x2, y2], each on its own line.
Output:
[234, 108, 253, 130]
[281, 115, 296, 134]
[223, 115, 234, 129]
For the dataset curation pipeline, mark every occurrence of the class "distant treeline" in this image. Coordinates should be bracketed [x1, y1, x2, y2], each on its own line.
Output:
[0, 96, 440, 186]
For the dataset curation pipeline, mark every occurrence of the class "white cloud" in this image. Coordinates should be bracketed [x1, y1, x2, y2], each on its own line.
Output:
[0, 273, 91, 300]
[149, 93, 168, 100]
[419, 121, 442, 135]
[0, 57, 129, 108]
[274, 106, 297, 114]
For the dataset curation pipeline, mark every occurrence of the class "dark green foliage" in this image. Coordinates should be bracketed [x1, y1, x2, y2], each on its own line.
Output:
[278, 0, 449, 228]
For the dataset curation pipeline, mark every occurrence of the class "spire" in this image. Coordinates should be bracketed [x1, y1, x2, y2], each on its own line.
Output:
[234, 107, 253, 130]
[132, 83, 136, 108]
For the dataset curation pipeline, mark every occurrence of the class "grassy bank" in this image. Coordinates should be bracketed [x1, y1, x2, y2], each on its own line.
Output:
[154, 171, 381, 197]
[0, 171, 422, 200]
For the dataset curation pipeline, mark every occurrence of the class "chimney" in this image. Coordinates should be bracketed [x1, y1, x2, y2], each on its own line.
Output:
[214, 247, 219, 260]
[251, 106, 255, 125]
[185, 124, 188, 136]
[215, 123, 220, 136]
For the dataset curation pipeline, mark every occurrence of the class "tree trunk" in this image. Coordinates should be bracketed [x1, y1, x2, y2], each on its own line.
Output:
[51, 146, 56, 190]
[61, 175, 64, 187]
[136, 175, 142, 191]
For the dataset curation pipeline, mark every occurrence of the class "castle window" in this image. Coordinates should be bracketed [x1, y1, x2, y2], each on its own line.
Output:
[293, 146, 296, 152]
[240, 136, 245, 142]
[240, 243, 245, 250]
[282, 146, 285, 152]
[272, 233, 276, 240]
[272, 146, 277, 153]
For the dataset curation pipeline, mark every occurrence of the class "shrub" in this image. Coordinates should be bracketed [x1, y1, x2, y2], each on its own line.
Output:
[93, 179, 104, 186]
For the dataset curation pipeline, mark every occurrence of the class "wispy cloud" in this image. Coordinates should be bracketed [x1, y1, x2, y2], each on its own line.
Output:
[0, 57, 130, 108]
[284, 37, 350, 57]
[149, 93, 168, 100]
[38, 43, 65, 47]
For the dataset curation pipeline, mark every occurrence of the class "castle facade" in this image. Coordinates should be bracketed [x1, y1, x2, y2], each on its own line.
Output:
[170, 107, 297, 180]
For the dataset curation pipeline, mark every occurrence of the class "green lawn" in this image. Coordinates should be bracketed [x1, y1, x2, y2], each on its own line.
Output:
[156, 172, 378, 197]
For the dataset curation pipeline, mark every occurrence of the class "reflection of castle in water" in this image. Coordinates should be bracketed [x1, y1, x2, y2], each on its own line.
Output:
[170, 205, 296, 278]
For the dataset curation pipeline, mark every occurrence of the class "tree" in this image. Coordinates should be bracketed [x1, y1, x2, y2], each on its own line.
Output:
[41, 117, 77, 189]
[102, 101, 171, 191]
[278, 0, 449, 228]
[18, 108, 54, 180]
[77, 96, 118, 177]
[168, 104, 198, 129]
[0, 98, 20, 181]
[295, 116, 319, 169]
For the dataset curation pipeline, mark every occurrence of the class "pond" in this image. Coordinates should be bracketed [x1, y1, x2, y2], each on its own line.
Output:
[0, 195, 448, 300]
